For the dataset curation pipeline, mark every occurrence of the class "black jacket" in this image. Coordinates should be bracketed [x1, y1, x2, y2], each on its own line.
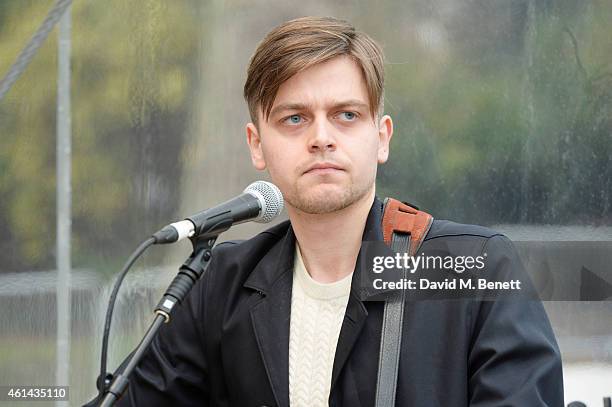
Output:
[117, 197, 564, 406]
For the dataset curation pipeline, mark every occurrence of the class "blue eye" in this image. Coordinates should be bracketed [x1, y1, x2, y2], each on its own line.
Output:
[287, 114, 302, 124]
[340, 112, 357, 121]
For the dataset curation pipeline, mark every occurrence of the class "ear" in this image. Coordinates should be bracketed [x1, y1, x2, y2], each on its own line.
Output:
[377, 114, 393, 164]
[246, 122, 267, 170]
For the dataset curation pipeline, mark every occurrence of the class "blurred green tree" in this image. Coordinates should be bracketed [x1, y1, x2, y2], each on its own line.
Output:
[0, 0, 200, 272]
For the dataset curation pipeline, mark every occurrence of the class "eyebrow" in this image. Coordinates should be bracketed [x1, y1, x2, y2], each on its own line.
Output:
[268, 99, 370, 118]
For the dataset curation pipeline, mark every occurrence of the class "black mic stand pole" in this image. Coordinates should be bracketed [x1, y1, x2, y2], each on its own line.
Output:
[99, 233, 219, 407]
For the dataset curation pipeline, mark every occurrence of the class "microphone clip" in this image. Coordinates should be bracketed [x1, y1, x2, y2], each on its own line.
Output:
[154, 234, 217, 320]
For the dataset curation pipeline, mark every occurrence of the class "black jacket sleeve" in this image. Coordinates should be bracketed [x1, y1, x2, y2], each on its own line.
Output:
[115, 252, 215, 406]
[467, 235, 564, 406]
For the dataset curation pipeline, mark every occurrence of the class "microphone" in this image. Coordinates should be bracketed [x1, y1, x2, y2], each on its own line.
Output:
[152, 181, 284, 244]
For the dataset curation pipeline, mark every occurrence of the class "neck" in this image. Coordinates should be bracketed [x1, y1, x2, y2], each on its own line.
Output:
[287, 188, 375, 284]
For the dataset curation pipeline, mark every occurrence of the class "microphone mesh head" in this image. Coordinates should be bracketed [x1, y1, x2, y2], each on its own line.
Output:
[244, 181, 284, 223]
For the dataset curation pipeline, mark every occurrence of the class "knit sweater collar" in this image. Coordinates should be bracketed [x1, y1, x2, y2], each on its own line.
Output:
[293, 244, 353, 300]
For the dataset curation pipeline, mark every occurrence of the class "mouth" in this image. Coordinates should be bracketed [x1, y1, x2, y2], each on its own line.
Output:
[303, 162, 345, 175]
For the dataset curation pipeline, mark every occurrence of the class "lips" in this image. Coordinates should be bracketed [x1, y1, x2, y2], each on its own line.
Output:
[304, 162, 344, 174]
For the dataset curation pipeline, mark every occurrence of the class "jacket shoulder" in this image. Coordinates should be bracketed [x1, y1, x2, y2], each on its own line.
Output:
[425, 219, 504, 241]
[208, 220, 290, 279]
[421, 219, 509, 257]
[214, 219, 289, 253]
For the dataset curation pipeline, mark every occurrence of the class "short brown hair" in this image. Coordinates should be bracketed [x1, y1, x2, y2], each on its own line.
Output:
[244, 16, 385, 124]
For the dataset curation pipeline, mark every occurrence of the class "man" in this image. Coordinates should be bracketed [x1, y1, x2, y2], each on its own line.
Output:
[117, 16, 564, 406]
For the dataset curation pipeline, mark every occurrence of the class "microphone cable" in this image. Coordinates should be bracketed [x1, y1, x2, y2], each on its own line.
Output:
[96, 237, 156, 399]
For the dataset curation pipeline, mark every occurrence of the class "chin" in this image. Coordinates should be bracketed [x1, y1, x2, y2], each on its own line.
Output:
[290, 184, 356, 214]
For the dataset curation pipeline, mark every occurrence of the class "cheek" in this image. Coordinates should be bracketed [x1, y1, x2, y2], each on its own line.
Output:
[261, 142, 294, 178]
[348, 135, 379, 167]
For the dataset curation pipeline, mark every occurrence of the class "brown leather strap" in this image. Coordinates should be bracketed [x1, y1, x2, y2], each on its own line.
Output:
[376, 198, 433, 407]
[382, 198, 433, 255]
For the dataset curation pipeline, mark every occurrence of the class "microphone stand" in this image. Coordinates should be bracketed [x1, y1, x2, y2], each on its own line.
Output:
[98, 232, 218, 407]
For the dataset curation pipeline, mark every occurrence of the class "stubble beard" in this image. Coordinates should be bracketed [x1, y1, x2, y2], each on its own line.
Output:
[284, 175, 374, 215]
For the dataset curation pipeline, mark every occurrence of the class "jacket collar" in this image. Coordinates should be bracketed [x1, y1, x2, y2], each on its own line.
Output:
[244, 196, 385, 407]
[243, 196, 385, 293]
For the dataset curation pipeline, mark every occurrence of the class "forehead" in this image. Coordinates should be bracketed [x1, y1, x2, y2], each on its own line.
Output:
[270, 56, 369, 112]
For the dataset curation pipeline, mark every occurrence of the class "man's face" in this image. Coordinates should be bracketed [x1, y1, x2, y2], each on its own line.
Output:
[246, 56, 393, 214]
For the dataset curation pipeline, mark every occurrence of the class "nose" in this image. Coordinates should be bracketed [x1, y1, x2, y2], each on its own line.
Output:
[307, 118, 336, 153]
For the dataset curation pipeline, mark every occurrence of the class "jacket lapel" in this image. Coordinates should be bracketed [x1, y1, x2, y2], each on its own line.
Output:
[330, 291, 369, 389]
[245, 225, 296, 407]
[331, 197, 385, 390]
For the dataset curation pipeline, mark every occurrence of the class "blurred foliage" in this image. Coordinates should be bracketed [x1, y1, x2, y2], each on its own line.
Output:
[379, 0, 612, 225]
[0, 0, 200, 271]
[0, 0, 611, 273]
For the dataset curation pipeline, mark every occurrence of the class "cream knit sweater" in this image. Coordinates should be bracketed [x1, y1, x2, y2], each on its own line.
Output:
[288, 244, 353, 407]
